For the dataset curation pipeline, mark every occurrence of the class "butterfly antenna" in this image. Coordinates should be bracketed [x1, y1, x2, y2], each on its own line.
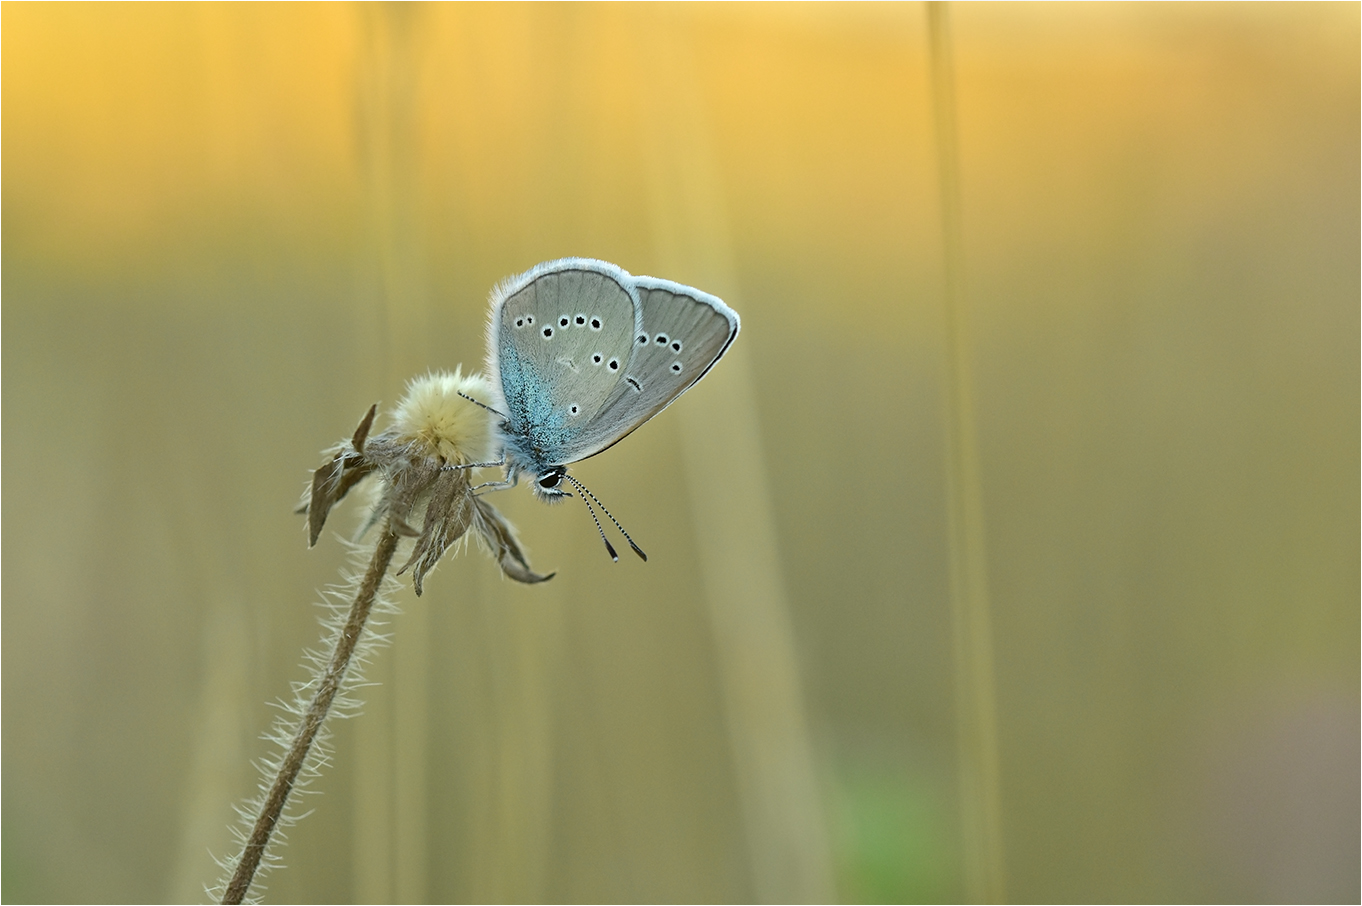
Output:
[574, 488, 619, 562]
[457, 390, 508, 419]
[563, 474, 648, 562]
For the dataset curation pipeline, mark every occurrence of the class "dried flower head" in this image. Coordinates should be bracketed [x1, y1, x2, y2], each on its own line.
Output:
[390, 367, 496, 465]
[302, 369, 553, 592]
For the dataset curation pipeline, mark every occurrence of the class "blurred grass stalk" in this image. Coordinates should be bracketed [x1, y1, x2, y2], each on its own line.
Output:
[344, 6, 837, 900]
[353, 9, 565, 902]
[927, 3, 1007, 902]
[354, 6, 429, 902]
[637, 9, 835, 903]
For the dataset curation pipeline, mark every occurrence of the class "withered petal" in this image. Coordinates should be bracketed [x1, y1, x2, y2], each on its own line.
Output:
[473, 496, 555, 584]
[305, 450, 375, 547]
[397, 469, 477, 596]
[351, 403, 378, 452]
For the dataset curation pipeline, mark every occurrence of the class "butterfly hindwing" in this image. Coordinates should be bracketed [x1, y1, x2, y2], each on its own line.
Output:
[565, 276, 740, 460]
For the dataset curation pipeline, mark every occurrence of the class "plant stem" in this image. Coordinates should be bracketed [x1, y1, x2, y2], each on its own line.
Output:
[222, 528, 401, 905]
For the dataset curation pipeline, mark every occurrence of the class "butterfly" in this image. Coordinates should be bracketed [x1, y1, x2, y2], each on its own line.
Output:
[471, 257, 740, 561]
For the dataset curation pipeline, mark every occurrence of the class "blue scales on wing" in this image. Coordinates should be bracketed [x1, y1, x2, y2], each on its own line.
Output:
[489, 259, 639, 472]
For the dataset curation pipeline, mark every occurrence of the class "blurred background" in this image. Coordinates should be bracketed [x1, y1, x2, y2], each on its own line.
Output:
[3, 3, 1357, 903]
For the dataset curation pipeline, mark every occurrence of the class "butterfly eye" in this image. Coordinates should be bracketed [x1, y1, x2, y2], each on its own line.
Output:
[574, 314, 587, 326]
[671, 341, 682, 352]
[591, 353, 603, 365]
[636, 333, 648, 345]
[542, 326, 553, 338]
[608, 358, 619, 371]
[655, 333, 669, 346]
[671, 362, 682, 373]
[538, 472, 561, 489]
[590, 317, 602, 331]
[559, 316, 570, 328]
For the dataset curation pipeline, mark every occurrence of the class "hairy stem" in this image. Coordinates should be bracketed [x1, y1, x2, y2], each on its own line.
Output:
[222, 528, 401, 905]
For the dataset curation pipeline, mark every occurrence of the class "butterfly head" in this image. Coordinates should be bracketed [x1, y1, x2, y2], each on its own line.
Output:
[531, 465, 572, 503]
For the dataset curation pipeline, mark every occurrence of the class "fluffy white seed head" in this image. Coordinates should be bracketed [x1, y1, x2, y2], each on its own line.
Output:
[390, 368, 496, 465]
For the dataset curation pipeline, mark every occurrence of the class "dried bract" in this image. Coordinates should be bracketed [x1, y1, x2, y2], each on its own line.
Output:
[301, 370, 553, 591]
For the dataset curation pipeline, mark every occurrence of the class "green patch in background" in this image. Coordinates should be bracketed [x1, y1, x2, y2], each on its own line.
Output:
[832, 759, 958, 904]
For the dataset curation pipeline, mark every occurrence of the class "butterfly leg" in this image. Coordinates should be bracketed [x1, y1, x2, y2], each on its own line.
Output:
[471, 462, 521, 495]
[440, 457, 505, 472]
[472, 478, 516, 494]
[440, 456, 513, 494]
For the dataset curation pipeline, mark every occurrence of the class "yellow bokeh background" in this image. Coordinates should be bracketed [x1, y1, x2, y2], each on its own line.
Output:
[3, 3, 1357, 903]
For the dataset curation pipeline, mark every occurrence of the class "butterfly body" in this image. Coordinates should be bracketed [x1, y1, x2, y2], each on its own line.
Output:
[485, 258, 739, 505]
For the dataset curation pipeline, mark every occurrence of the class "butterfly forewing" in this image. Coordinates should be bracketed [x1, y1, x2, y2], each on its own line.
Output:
[566, 277, 739, 460]
[493, 263, 638, 465]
